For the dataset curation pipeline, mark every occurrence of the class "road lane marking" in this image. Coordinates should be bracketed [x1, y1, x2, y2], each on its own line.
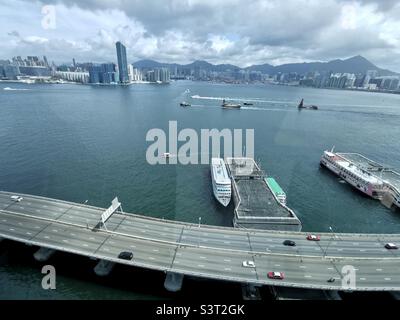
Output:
[198, 264, 205, 267]
[153, 249, 159, 252]
[299, 266, 306, 269]
[376, 269, 382, 271]
[200, 256, 206, 259]
[8, 228, 14, 231]
[360, 278, 366, 280]
[148, 257, 155, 260]
[384, 278, 391, 281]
[275, 264, 281, 267]
[327, 267, 334, 270]
[224, 259, 231, 262]
[224, 268, 231, 271]
[304, 275, 312, 278]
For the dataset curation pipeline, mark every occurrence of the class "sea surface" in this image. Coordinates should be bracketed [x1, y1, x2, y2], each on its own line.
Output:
[0, 81, 399, 299]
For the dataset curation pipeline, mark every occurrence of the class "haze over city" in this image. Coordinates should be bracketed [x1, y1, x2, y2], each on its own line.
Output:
[1, 0, 400, 71]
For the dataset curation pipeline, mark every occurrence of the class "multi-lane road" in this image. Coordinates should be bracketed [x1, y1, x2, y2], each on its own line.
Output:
[0, 191, 400, 291]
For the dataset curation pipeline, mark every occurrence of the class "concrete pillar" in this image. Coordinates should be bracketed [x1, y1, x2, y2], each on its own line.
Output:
[94, 260, 115, 276]
[323, 290, 342, 300]
[164, 272, 184, 292]
[241, 284, 262, 300]
[33, 247, 56, 262]
[390, 292, 400, 300]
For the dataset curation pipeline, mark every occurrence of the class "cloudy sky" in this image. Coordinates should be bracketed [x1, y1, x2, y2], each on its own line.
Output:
[1, 0, 399, 71]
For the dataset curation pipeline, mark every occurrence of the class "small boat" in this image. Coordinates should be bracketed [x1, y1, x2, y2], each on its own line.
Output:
[298, 98, 318, 110]
[243, 102, 253, 106]
[180, 101, 191, 107]
[163, 152, 171, 158]
[222, 99, 241, 109]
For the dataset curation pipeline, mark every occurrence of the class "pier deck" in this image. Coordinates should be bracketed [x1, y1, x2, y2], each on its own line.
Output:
[225, 158, 301, 231]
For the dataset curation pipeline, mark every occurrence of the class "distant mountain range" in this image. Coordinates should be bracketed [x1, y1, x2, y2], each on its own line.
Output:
[133, 55, 398, 76]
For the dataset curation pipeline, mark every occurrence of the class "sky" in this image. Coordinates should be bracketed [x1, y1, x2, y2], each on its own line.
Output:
[1, 0, 399, 71]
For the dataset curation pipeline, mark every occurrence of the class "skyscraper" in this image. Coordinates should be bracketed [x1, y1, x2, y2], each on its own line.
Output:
[115, 41, 129, 83]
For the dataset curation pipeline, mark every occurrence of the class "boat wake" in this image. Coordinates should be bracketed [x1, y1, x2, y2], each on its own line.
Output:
[3, 87, 30, 91]
[190, 94, 290, 104]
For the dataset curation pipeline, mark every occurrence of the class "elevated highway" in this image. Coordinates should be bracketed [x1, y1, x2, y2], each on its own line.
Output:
[0, 191, 400, 291]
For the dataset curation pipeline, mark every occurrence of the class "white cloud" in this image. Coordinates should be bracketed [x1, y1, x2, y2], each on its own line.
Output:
[0, 0, 399, 71]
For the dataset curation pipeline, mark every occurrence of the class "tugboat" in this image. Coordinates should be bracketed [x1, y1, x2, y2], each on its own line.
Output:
[298, 98, 318, 110]
[222, 99, 241, 109]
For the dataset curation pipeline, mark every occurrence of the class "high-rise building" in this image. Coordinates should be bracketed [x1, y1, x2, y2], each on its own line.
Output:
[88, 63, 117, 84]
[115, 41, 129, 83]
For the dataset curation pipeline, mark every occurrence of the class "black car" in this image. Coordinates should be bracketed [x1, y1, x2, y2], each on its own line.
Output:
[118, 251, 133, 260]
[283, 240, 296, 247]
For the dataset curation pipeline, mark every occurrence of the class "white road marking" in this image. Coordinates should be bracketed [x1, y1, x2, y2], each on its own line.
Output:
[35, 210, 41, 212]
[304, 275, 312, 278]
[83, 244, 88, 247]
[223, 241, 231, 244]
[384, 278, 391, 281]
[63, 240, 69, 243]
[130, 245, 136, 248]
[198, 264, 205, 267]
[299, 266, 306, 269]
[376, 269, 382, 271]
[1, 220, 6, 222]
[224, 259, 231, 262]
[148, 257, 155, 260]
[275, 264, 281, 267]
[224, 268, 231, 271]
[26, 232, 32, 235]
[44, 236, 50, 239]
[153, 249, 159, 252]
[360, 278, 366, 280]
[200, 256, 206, 259]
[327, 267, 334, 270]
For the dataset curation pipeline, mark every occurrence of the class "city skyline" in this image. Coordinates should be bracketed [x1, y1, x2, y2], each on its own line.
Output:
[1, 0, 400, 72]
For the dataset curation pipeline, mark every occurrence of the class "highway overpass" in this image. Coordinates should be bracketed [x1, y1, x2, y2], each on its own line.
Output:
[0, 191, 400, 291]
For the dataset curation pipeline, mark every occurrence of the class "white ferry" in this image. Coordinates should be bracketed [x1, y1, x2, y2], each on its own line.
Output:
[320, 150, 386, 199]
[211, 158, 232, 206]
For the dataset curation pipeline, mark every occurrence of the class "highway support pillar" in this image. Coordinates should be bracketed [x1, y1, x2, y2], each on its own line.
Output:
[0, 237, 3, 243]
[164, 272, 184, 292]
[241, 283, 262, 300]
[33, 247, 56, 262]
[94, 260, 116, 276]
[390, 292, 400, 300]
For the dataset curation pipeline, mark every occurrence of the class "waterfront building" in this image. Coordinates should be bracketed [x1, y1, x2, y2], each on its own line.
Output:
[115, 41, 129, 83]
[56, 71, 89, 83]
[88, 63, 117, 84]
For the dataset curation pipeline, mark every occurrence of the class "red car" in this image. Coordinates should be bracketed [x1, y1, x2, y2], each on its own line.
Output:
[307, 234, 321, 241]
[267, 271, 285, 280]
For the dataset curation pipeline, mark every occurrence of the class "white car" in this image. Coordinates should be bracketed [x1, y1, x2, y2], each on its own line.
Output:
[385, 243, 398, 250]
[242, 260, 255, 268]
[11, 195, 23, 202]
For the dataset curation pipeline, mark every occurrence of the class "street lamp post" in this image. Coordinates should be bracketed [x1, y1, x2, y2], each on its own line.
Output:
[324, 226, 335, 257]
[198, 217, 202, 247]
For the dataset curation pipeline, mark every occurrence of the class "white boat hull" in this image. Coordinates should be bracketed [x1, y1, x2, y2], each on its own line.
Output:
[320, 158, 382, 199]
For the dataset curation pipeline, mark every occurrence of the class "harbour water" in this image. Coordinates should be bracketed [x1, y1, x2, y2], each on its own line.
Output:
[1, 81, 400, 299]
